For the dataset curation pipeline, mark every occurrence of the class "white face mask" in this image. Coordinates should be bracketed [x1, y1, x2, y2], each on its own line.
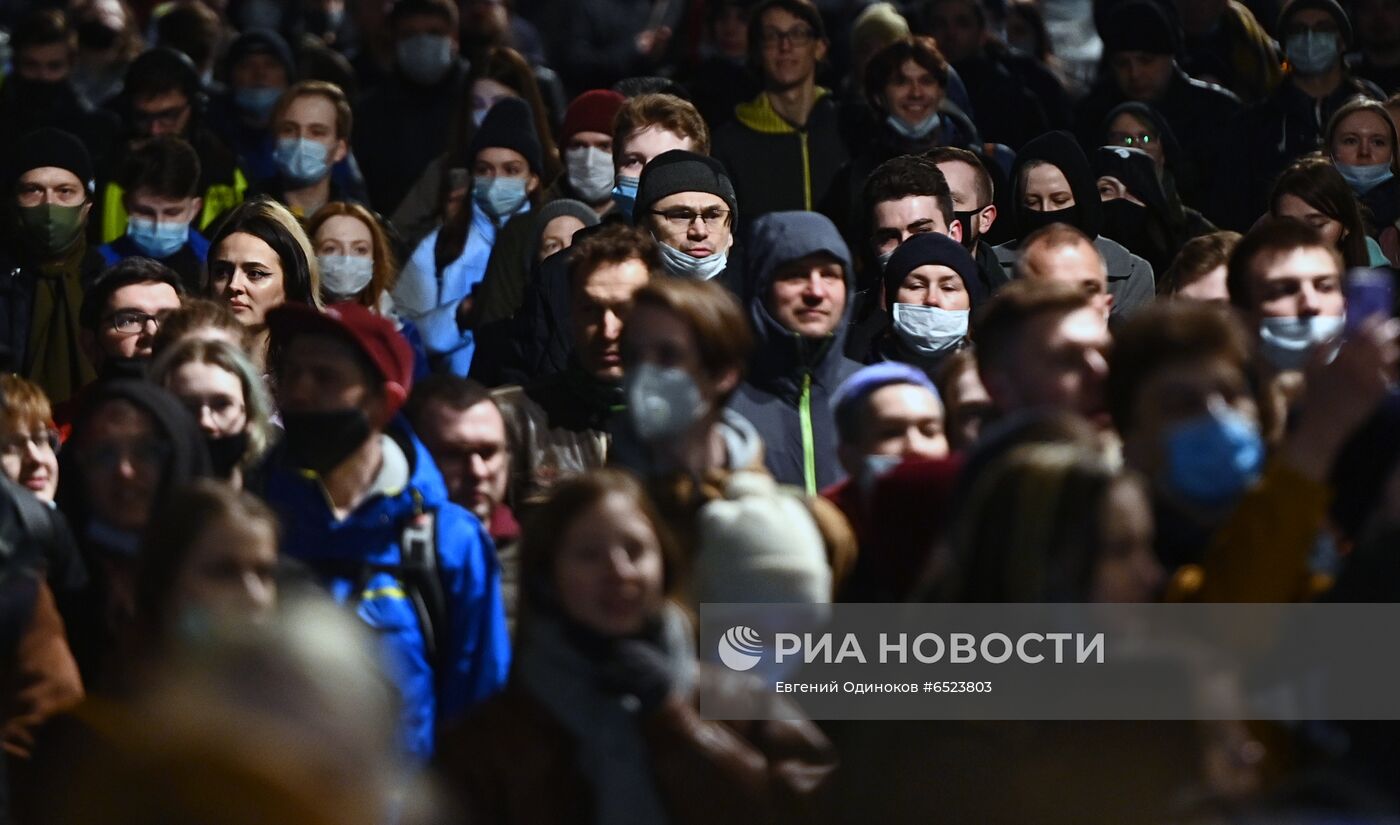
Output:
[318, 254, 375, 300]
[658, 242, 728, 280]
[625, 362, 704, 442]
[1258, 315, 1345, 371]
[890, 303, 970, 358]
[565, 146, 616, 204]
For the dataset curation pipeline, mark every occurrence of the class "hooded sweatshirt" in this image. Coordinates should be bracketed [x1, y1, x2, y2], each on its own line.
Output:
[56, 380, 212, 684]
[729, 212, 862, 495]
[992, 131, 1157, 317]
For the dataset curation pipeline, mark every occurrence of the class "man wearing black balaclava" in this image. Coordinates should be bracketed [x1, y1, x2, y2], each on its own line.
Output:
[993, 131, 1156, 318]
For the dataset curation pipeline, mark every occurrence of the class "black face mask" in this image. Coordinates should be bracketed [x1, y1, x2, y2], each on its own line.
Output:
[98, 356, 149, 383]
[281, 409, 372, 475]
[206, 431, 251, 479]
[1019, 204, 1083, 238]
[1100, 200, 1155, 260]
[953, 209, 981, 250]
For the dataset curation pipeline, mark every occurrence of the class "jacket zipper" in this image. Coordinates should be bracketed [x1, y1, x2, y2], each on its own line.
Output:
[800, 371, 816, 495]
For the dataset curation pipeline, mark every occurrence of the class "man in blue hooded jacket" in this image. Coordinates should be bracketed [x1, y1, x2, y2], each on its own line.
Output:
[730, 211, 862, 495]
[263, 301, 510, 760]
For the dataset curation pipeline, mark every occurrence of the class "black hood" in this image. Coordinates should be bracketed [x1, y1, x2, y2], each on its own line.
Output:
[745, 211, 856, 391]
[1101, 101, 1185, 175]
[1011, 130, 1102, 239]
[1092, 145, 1171, 221]
[57, 380, 212, 536]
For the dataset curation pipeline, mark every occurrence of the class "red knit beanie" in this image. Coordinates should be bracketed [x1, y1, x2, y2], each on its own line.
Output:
[560, 90, 626, 146]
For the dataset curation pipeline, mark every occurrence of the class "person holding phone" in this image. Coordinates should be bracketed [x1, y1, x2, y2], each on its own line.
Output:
[392, 98, 545, 377]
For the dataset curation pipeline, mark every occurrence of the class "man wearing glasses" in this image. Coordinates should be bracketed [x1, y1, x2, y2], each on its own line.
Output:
[50, 258, 186, 435]
[634, 150, 743, 295]
[713, 0, 848, 229]
[98, 47, 248, 244]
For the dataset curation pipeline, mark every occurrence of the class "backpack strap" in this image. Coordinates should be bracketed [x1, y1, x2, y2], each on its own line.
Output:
[400, 489, 449, 677]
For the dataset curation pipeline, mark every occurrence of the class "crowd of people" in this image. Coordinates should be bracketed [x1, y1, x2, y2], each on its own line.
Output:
[1, 0, 1399, 821]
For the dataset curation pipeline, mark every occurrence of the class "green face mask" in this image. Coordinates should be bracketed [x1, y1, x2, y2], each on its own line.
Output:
[17, 202, 87, 258]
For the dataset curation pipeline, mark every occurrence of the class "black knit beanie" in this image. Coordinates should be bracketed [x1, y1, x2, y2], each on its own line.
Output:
[634, 150, 738, 225]
[468, 97, 545, 176]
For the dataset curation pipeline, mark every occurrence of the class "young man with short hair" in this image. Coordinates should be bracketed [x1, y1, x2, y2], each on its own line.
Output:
[713, 0, 849, 228]
[928, 145, 1005, 292]
[261, 80, 364, 218]
[79, 258, 185, 381]
[98, 136, 208, 293]
[974, 279, 1112, 427]
[1226, 217, 1346, 373]
[101, 47, 248, 243]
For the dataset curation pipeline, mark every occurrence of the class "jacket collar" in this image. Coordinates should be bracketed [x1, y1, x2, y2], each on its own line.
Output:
[734, 87, 831, 134]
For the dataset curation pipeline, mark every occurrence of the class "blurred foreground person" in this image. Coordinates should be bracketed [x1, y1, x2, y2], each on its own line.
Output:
[438, 469, 838, 825]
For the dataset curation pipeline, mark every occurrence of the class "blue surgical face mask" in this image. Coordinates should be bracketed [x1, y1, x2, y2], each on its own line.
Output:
[858, 452, 903, 494]
[126, 216, 190, 258]
[318, 254, 375, 300]
[890, 302, 970, 358]
[1335, 161, 1396, 195]
[274, 137, 332, 185]
[1163, 402, 1265, 508]
[473, 176, 529, 219]
[234, 86, 282, 118]
[886, 111, 941, 141]
[658, 242, 728, 280]
[1285, 30, 1340, 75]
[1258, 315, 1345, 372]
[396, 34, 454, 86]
[612, 175, 640, 220]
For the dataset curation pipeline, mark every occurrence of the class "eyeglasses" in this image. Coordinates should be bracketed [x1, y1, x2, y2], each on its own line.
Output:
[133, 102, 190, 130]
[651, 207, 731, 230]
[761, 26, 815, 47]
[104, 310, 170, 336]
[79, 439, 169, 472]
[1108, 131, 1155, 149]
[180, 395, 246, 430]
[0, 429, 59, 458]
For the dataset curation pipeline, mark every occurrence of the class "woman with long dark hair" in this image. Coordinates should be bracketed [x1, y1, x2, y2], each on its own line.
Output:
[206, 197, 322, 367]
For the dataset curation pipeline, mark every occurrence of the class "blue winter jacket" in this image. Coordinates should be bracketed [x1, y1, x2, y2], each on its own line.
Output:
[264, 418, 511, 759]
